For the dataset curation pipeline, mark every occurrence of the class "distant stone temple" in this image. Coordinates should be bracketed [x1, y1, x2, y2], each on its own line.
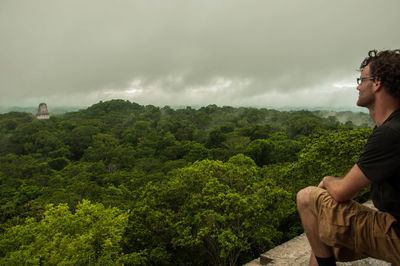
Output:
[36, 103, 50, 120]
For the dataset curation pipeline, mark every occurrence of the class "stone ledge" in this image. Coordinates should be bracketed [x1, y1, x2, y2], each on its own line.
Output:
[244, 201, 391, 266]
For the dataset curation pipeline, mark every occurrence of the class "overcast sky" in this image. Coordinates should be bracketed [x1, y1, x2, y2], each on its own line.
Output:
[1, 0, 399, 109]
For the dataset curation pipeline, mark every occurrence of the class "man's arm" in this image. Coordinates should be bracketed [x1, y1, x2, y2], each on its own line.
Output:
[318, 164, 371, 202]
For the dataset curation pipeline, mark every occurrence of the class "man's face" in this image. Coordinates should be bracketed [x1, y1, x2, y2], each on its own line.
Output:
[356, 64, 375, 108]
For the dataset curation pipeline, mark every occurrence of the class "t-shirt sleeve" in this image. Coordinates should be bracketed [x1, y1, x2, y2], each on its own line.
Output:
[357, 126, 400, 183]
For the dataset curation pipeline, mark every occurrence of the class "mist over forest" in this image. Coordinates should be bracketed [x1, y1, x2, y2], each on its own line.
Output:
[0, 102, 373, 126]
[0, 99, 374, 265]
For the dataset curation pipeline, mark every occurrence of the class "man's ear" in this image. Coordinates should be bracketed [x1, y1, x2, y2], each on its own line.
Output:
[373, 79, 382, 92]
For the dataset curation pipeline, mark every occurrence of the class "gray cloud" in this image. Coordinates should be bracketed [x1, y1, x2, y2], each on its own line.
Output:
[0, 0, 399, 108]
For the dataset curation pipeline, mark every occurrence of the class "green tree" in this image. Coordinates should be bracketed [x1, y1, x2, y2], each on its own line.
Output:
[129, 156, 294, 265]
[68, 125, 100, 160]
[265, 128, 371, 194]
[246, 133, 301, 166]
[222, 136, 251, 158]
[183, 142, 209, 163]
[206, 129, 227, 148]
[82, 133, 120, 168]
[286, 112, 324, 138]
[0, 200, 147, 265]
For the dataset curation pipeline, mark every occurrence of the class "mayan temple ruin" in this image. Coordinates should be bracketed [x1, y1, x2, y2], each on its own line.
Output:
[36, 103, 50, 120]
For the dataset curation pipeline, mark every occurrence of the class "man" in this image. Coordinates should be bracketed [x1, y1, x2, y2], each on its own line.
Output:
[297, 49, 400, 266]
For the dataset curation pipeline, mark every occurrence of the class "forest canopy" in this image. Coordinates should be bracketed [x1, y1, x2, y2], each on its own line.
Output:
[0, 100, 372, 265]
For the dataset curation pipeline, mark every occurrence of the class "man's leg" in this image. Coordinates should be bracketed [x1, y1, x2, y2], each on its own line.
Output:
[297, 186, 334, 265]
[309, 252, 318, 266]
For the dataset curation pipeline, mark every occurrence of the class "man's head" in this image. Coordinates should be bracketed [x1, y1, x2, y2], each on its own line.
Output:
[359, 49, 400, 99]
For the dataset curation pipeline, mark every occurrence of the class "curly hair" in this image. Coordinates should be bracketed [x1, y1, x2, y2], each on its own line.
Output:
[360, 49, 400, 99]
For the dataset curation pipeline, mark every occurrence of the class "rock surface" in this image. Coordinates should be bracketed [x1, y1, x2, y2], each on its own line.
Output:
[244, 233, 390, 266]
[244, 201, 391, 266]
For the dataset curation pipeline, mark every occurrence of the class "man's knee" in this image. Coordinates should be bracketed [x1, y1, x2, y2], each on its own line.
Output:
[297, 186, 316, 212]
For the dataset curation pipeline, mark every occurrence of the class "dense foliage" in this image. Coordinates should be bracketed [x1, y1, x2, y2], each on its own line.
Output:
[0, 100, 372, 265]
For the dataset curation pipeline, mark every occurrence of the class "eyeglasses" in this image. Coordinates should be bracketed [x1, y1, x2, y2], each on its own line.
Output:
[357, 77, 375, 85]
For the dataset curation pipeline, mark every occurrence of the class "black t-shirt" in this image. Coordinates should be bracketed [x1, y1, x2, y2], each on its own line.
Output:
[357, 110, 400, 220]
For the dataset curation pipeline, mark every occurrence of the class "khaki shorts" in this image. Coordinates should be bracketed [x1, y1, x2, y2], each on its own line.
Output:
[309, 187, 400, 264]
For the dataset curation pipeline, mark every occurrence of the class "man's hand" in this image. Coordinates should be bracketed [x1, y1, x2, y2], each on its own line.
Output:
[318, 180, 326, 189]
[318, 176, 336, 189]
[320, 165, 371, 202]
